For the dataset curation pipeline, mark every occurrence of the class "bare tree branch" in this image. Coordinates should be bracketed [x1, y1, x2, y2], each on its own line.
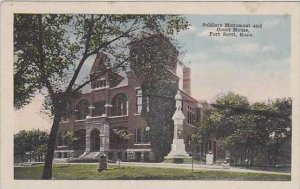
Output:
[66, 16, 95, 93]
[86, 17, 140, 57]
[67, 18, 142, 95]
[66, 17, 140, 95]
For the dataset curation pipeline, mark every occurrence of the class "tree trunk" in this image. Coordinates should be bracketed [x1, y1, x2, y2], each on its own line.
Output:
[233, 151, 238, 165]
[250, 152, 254, 167]
[267, 149, 272, 167]
[118, 137, 120, 168]
[274, 152, 278, 166]
[42, 107, 63, 179]
[240, 151, 243, 166]
[245, 149, 250, 169]
[250, 150, 254, 167]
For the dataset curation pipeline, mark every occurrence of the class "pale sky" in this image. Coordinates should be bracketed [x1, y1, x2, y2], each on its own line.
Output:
[176, 15, 290, 103]
[14, 15, 291, 133]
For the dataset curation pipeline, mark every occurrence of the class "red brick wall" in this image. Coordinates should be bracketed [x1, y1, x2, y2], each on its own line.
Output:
[58, 71, 198, 152]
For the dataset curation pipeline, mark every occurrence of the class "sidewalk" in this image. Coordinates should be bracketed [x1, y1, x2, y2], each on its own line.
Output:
[107, 162, 291, 176]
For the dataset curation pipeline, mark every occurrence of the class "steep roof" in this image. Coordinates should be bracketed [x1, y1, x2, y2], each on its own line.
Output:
[110, 77, 128, 89]
[90, 52, 109, 74]
[180, 89, 199, 103]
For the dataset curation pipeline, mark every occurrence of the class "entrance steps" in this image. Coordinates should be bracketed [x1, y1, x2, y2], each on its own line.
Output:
[53, 158, 69, 163]
[79, 151, 101, 160]
[67, 152, 101, 163]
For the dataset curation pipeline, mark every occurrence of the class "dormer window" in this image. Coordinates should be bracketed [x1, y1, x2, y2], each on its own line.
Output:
[96, 79, 106, 88]
[93, 78, 107, 89]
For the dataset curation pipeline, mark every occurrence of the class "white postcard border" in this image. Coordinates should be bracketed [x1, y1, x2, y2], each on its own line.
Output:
[1, 1, 299, 189]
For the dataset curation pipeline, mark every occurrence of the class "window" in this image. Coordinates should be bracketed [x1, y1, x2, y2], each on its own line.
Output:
[136, 89, 142, 114]
[111, 93, 128, 116]
[93, 102, 105, 116]
[99, 80, 107, 88]
[135, 128, 141, 143]
[146, 97, 150, 112]
[187, 105, 196, 126]
[143, 127, 150, 143]
[93, 79, 107, 89]
[75, 99, 90, 120]
[196, 107, 201, 122]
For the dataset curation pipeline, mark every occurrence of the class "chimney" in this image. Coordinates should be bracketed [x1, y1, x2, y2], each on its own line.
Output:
[182, 66, 191, 95]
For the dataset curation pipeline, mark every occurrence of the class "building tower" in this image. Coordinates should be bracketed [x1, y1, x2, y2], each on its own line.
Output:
[182, 66, 191, 95]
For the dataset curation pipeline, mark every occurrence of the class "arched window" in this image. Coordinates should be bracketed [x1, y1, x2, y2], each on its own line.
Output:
[111, 93, 128, 116]
[75, 99, 90, 120]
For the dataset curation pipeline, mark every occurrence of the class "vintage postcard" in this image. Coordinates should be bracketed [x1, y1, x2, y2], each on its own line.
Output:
[1, 1, 300, 189]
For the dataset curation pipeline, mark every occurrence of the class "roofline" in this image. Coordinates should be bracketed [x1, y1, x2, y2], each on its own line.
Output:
[165, 67, 179, 79]
[179, 89, 198, 103]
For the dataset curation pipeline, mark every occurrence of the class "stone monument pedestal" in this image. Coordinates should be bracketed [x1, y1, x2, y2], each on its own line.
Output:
[165, 139, 190, 159]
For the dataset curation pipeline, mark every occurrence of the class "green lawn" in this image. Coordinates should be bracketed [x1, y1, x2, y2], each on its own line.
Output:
[14, 164, 290, 180]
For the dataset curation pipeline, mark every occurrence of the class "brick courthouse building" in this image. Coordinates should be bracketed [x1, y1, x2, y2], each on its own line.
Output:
[54, 37, 204, 162]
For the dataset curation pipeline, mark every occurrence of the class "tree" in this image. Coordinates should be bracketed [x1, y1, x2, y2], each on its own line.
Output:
[111, 128, 130, 167]
[197, 92, 292, 167]
[261, 98, 292, 166]
[129, 34, 180, 161]
[199, 92, 257, 167]
[63, 131, 78, 158]
[145, 80, 177, 161]
[14, 14, 189, 179]
[14, 129, 49, 162]
[14, 131, 28, 162]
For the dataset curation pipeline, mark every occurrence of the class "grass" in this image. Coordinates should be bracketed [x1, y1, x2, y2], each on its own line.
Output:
[14, 164, 291, 180]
